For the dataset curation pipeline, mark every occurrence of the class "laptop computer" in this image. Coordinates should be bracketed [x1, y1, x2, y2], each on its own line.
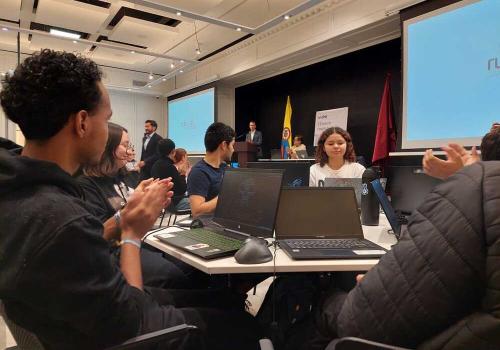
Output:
[323, 178, 362, 207]
[276, 187, 387, 260]
[295, 150, 310, 159]
[155, 168, 284, 259]
[371, 179, 403, 239]
[247, 161, 310, 187]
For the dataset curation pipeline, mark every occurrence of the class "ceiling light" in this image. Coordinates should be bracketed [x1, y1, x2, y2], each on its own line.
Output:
[162, 78, 166, 82]
[127, 88, 132, 91]
[196, 48, 201, 55]
[2, 28, 8, 31]
[148, 73, 154, 80]
[170, 63, 175, 69]
[236, 27, 241, 31]
[180, 60, 184, 63]
[176, 11, 182, 16]
[72, 40, 77, 44]
[130, 50, 135, 54]
[50, 28, 81, 39]
[179, 70, 184, 73]
[284, 15, 290, 20]
[147, 85, 152, 88]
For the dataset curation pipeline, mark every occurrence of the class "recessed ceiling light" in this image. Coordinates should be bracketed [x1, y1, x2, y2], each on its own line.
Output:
[170, 63, 175, 69]
[179, 70, 183, 73]
[176, 11, 182, 16]
[196, 48, 201, 55]
[130, 50, 135, 54]
[50, 28, 81, 39]
[180, 60, 184, 63]
[127, 88, 132, 91]
[2, 28, 8, 31]
[147, 85, 152, 88]
[284, 15, 290, 20]
[148, 74, 154, 80]
[72, 40, 77, 44]
[162, 78, 166, 82]
[236, 27, 241, 31]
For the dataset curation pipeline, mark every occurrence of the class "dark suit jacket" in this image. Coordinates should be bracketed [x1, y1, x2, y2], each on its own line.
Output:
[245, 130, 262, 146]
[140, 132, 162, 180]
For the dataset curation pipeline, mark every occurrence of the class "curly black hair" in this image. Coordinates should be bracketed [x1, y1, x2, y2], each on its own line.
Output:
[0, 49, 103, 140]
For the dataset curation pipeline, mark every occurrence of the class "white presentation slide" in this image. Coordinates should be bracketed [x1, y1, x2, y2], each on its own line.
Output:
[402, 0, 500, 149]
[167, 88, 215, 154]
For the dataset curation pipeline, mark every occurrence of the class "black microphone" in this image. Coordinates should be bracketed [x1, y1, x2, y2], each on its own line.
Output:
[235, 133, 247, 141]
[361, 168, 380, 226]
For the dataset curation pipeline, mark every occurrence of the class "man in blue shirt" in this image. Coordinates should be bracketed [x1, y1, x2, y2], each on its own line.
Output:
[187, 122, 235, 217]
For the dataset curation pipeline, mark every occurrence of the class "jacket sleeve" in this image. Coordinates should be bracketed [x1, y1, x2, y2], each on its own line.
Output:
[319, 163, 487, 348]
[15, 214, 142, 348]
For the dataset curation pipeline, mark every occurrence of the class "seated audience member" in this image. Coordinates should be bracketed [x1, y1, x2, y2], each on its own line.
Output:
[306, 161, 500, 350]
[187, 122, 235, 218]
[423, 124, 500, 179]
[309, 127, 365, 186]
[174, 147, 191, 178]
[123, 142, 140, 188]
[0, 49, 261, 350]
[78, 123, 193, 288]
[289, 134, 307, 159]
[152, 139, 190, 211]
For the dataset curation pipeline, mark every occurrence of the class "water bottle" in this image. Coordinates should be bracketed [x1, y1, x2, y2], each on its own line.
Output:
[361, 168, 379, 226]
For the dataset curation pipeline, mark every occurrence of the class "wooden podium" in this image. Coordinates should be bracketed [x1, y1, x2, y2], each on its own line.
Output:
[234, 141, 257, 167]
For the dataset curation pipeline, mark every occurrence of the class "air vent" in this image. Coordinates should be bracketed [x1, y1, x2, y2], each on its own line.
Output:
[133, 80, 148, 87]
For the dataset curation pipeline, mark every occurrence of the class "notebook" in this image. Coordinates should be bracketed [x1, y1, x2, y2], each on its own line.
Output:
[275, 187, 387, 260]
[155, 168, 284, 259]
[371, 179, 402, 239]
[323, 178, 362, 207]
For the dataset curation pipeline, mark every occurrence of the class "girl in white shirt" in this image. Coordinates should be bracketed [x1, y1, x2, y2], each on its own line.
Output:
[309, 127, 365, 186]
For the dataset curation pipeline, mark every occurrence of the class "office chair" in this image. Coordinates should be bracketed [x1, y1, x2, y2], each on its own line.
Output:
[0, 300, 198, 350]
[158, 196, 191, 227]
[327, 337, 413, 350]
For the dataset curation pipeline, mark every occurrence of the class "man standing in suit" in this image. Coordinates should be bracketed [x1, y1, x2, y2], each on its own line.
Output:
[245, 120, 262, 157]
[139, 119, 162, 180]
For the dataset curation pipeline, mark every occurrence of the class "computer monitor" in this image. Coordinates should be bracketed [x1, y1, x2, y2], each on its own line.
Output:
[214, 168, 284, 238]
[387, 166, 442, 214]
[371, 179, 401, 238]
[247, 161, 310, 187]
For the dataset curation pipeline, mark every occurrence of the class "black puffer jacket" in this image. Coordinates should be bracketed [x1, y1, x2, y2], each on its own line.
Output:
[320, 161, 500, 349]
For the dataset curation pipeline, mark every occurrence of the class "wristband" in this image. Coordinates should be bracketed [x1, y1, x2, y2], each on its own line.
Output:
[121, 239, 141, 249]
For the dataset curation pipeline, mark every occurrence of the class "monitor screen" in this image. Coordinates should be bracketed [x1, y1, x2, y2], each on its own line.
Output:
[247, 161, 310, 187]
[275, 187, 363, 239]
[371, 179, 401, 237]
[214, 168, 284, 238]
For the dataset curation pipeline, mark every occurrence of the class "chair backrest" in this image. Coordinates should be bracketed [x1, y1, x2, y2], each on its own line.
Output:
[327, 337, 413, 350]
[0, 301, 45, 350]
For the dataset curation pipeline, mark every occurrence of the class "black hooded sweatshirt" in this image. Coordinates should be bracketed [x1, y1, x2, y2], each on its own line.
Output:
[0, 149, 183, 349]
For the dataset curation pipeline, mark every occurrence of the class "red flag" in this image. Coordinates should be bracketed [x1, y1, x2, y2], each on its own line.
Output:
[372, 74, 397, 170]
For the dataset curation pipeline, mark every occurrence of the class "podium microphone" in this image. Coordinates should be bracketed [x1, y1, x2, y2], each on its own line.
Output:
[235, 133, 246, 141]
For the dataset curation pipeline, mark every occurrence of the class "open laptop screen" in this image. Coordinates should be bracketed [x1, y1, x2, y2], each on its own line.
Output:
[275, 187, 363, 239]
[371, 179, 401, 237]
[214, 168, 284, 238]
[247, 161, 310, 187]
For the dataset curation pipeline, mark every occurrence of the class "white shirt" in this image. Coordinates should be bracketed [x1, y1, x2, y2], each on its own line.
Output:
[144, 132, 155, 150]
[309, 162, 365, 186]
[250, 130, 255, 141]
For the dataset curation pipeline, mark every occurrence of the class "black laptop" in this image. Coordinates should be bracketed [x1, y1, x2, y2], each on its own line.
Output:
[371, 178, 402, 239]
[276, 187, 387, 260]
[155, 168, 284, 259]
[247, 161, 309, 187]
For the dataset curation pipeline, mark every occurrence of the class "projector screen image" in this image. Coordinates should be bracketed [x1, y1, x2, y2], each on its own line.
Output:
[168, 88, 215, 154]
[402, 0, 500, 149]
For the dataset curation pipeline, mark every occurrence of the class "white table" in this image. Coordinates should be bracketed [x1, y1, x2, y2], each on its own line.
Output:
[144, 215, 397, 275]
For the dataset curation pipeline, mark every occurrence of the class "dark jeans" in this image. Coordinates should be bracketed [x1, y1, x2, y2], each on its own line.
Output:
[141, 287, 262, 350]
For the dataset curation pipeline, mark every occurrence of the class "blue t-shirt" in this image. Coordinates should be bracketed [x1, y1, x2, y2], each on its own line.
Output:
[187, 160, 226, 201]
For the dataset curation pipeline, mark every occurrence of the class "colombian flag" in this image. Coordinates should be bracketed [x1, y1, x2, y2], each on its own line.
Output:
[281, 96, 292, 159]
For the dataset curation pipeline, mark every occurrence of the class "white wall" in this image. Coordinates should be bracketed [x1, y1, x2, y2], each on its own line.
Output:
[108, 89, 166, 160]
[216, 83, 235, 128]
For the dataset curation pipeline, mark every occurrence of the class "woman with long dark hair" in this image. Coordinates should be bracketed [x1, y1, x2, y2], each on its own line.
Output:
[309, 127, 365, 186]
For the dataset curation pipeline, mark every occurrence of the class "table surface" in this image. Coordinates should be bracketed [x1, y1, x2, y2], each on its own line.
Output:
[144, 215, 397, 274]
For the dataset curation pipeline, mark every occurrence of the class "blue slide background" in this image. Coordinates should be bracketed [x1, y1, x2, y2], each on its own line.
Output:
[168, 88, 214, 153]
[406, 0, 500, 142]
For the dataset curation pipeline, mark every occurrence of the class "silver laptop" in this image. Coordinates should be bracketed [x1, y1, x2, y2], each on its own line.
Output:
[276, 187, 387, 260]
[323, 178, 362, 207]
[295, 150, 309, 159]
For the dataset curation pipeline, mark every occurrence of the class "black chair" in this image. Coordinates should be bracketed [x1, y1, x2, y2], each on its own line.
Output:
[327, 337, 413, 350]
[158, 196, 191, 227]
[1, 299, 198, 350]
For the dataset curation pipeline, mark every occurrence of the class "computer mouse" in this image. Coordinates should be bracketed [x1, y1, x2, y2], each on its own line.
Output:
[234, 238, 273, 264]
[190, 219, 204, 229]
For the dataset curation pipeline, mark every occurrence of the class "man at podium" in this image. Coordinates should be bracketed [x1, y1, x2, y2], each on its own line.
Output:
[245, 120, 262, 157]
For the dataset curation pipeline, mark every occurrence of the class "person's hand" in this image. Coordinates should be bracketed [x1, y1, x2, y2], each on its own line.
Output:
[356, 274, 365, 284]
[120, 179, 173, 240]
[138, 161, 145, 168]
[423, 143, 478, 180]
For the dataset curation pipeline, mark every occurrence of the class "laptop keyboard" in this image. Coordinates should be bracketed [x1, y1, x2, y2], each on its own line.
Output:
[180, 228, 244, 251]
[284, 239, 377, 249]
